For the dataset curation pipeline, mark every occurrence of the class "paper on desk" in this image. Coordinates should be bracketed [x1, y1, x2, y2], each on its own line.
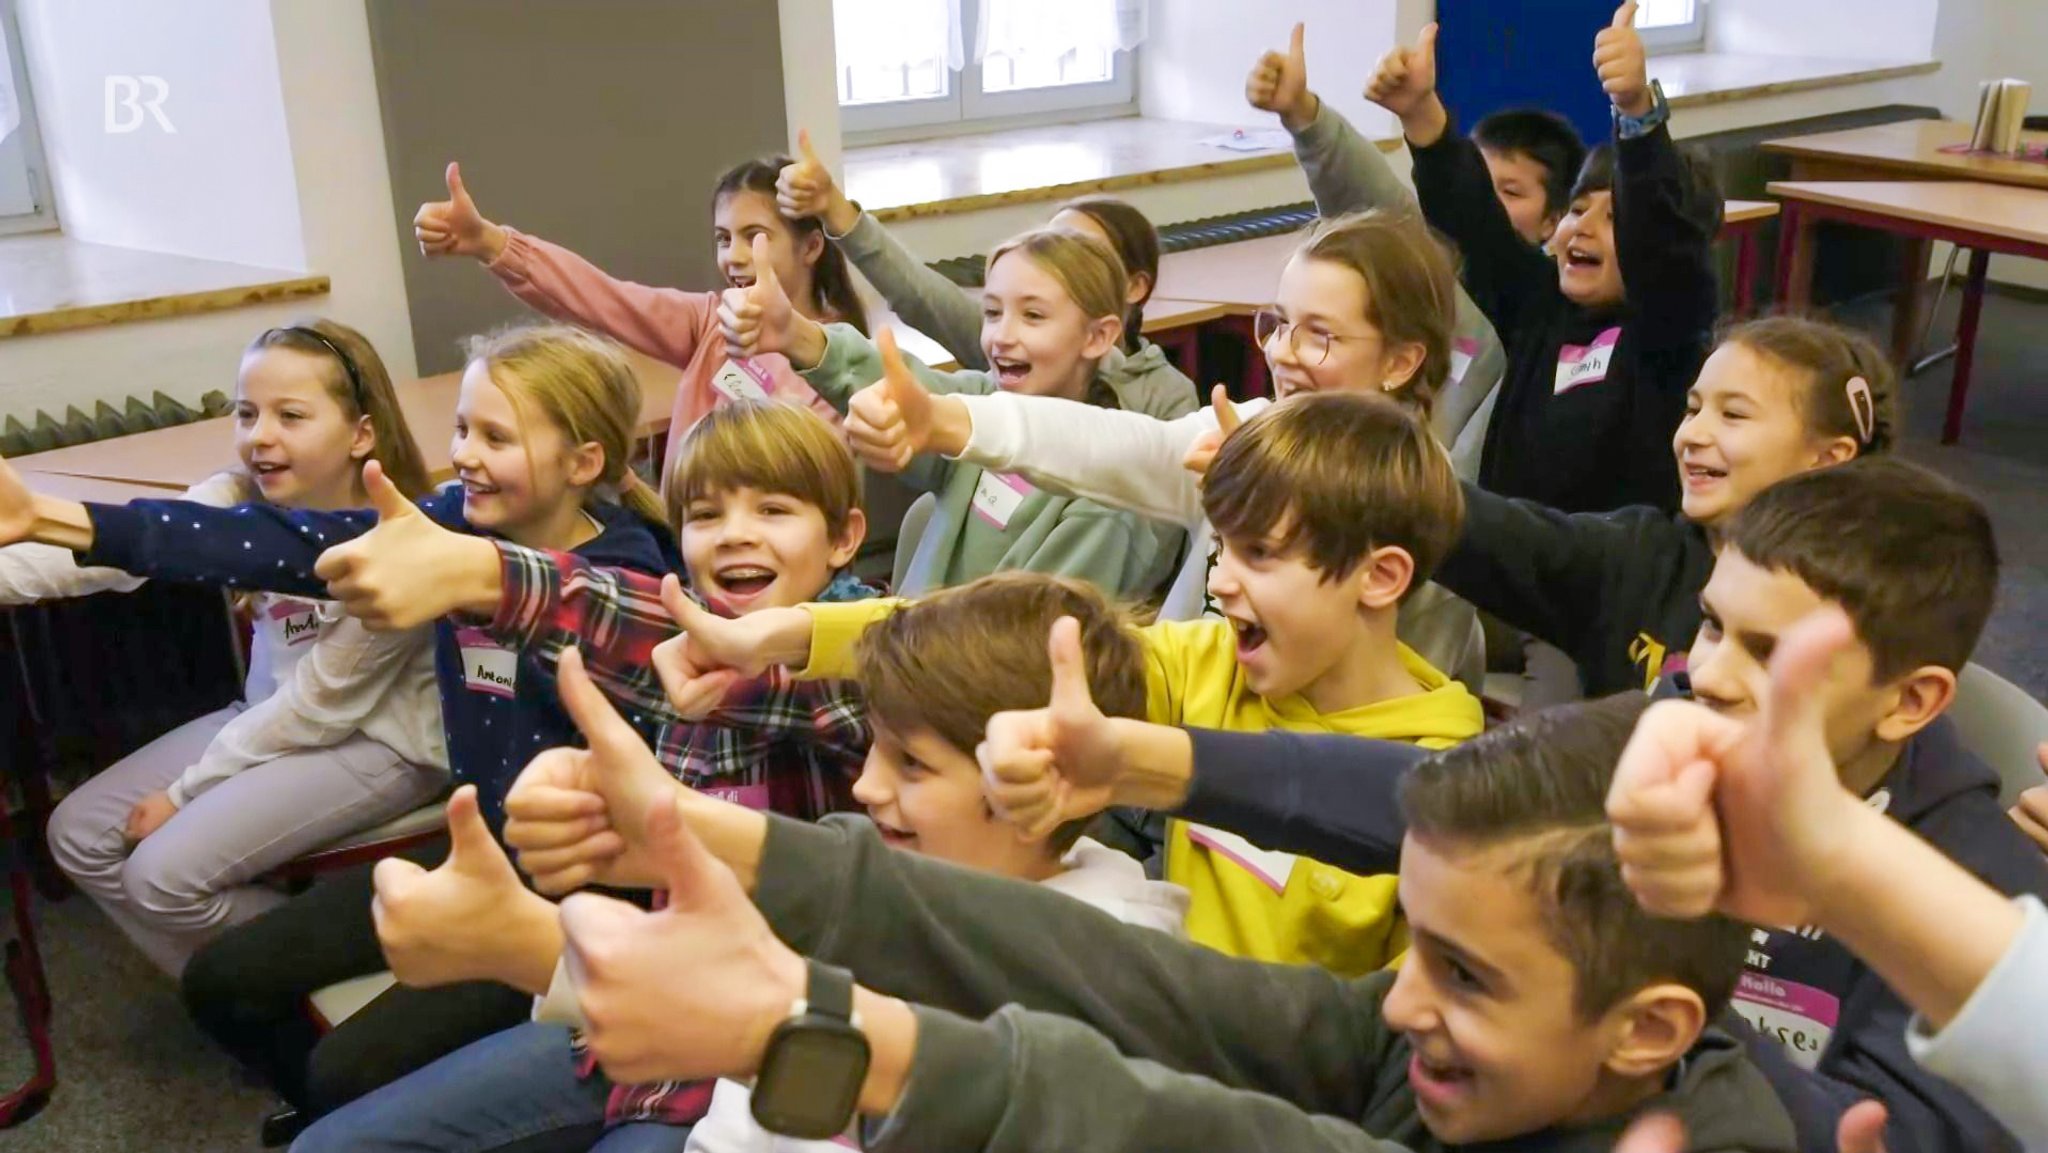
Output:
[1201, 129, 1292, 153]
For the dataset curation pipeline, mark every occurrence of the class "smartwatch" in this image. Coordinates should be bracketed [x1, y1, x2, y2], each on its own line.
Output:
[1614, 78, 1670, 139]
[750, 958, 871, 1140]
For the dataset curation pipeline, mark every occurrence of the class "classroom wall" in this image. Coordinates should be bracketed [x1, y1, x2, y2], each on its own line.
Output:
[0, 0, 418, 428]
[1708, 0, 1939, 63]
[366, 0, 792, 376]
[1138, 0, 1401, 138]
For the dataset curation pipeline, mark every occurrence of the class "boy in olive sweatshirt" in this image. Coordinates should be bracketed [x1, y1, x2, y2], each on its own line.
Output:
[513, 689, 1795, 1153]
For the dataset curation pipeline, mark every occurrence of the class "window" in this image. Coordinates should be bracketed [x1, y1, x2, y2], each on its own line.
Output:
[0, 0, 55, 235]
[835, 0, 1139, 139]
[1636, 0, 1707, 53]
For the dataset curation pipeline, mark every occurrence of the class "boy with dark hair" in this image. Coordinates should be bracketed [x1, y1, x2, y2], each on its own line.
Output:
[507, 689, 1796, 1153]
[652, 392, 1483, 977]
[1471, 108, 1589, 246]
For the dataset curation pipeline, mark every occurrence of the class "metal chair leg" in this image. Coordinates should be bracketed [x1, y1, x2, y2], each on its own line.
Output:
[1911, 246, 1965, 376]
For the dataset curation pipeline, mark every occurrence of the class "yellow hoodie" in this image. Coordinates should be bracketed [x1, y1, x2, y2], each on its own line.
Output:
[800, 604, 1484, 975]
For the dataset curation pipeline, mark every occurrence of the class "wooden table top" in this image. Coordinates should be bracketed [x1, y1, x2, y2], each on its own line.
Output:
[18, 469, 185, 505]
[1766, 181, 2048, 247]
[1723, 199, 1779, 226]
[1762, 121, 2048, 191]
[14, 351, 683, 490]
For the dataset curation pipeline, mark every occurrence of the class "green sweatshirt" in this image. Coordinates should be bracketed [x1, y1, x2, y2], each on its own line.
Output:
[756, 815, 1798, 1153]
[803, 323, 1193, 595]
[1289, 100, 1507, 482]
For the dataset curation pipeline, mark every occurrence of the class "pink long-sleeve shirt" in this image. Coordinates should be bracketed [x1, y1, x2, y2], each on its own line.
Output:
[486, 228, 843, 479]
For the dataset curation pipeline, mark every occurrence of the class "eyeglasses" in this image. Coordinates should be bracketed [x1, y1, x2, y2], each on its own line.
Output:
[1253, 310, 1376, 367]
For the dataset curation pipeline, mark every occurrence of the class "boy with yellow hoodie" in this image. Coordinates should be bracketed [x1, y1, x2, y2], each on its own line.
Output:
[658, 391, 1483, 975]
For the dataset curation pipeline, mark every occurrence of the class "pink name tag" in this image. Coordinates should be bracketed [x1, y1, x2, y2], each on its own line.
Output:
[971, 470, 1035, 529]
[455, 626, 518, 698]
[1553, 326, 1622, 394]
[269, 598, 324, 647]
[1733, 972, 1840, 1070]
[699, 783, 772, 811]
[1186, 823, 1298, 894]
[711, 358, 774, 402]
[1449, 336, 1479, 386]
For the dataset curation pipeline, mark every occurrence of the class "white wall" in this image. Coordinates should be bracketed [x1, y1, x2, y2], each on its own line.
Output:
[1140, 0, 1402, 138]
[780, 0, 845, 167]
[1708, 0, 1939, 62]
[0, 0, 417, 426]
[15, 0, 305, 270]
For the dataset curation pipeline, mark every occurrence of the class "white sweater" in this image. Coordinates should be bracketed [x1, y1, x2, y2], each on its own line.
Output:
[949, 392, 1485, 691]
[1906, 896, 2048, 1151]
[0, 471, 449, 806]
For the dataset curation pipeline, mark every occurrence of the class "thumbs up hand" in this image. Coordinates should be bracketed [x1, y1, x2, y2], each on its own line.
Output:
[414, 161, 508, 263]
[371, 786, 563, 994]
[1365, 23, 1447, 144]
[845, 328, 971, 471]
[504, 646, 683, 893]
[315, 461, 502, 630]
[1181, 385, 1243, 478]
[978, 616, 1130, 840]
[1595, 1, 1652, 118]
[776, 129, 861, 236]
[648, 575, 816, 720]
[1247, 23, 1318, 132]
[720, 234, 828, 368]
[559, 796, 808, 1086]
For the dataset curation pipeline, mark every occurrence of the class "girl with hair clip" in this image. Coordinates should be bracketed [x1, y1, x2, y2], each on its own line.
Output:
[776, 132, 1199, 410]
[413, 156, 868, 479]
[727, 224, 1196, 597]
[7, 320, 449, 980]
[0, 324, 680, 1135]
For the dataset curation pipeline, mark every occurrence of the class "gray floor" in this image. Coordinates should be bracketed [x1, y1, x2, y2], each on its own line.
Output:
[4, 290, 2047, 1153]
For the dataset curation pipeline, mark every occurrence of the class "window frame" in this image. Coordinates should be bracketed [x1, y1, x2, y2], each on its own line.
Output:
[1637, 0, 1709, 54]
[0, 0, 57, 236]
[839, 0, 1138, 143]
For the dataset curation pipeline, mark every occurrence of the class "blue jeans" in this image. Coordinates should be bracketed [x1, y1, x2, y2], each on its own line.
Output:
[291, 1021, 689, 1153]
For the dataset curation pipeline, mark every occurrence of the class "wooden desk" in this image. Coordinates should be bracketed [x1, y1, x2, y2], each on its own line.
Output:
[1771, 180, 2048, 444]
[872, 292, 1234, 379]
[1722, 200, 1780, 317]
[18, 470, 182, 504]
[14, 352, 682, 491]
[1763, 121, 2048, 191]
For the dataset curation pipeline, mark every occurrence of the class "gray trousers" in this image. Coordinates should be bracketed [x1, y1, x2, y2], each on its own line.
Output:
[46, 704, 447, 977]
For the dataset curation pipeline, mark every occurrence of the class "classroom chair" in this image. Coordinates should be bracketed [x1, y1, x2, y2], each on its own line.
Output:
[0, 800, 56, 1130]
[264, 799, 451, 888]
[892, 493, 941, 597]
[1949, 662, 2048, 809]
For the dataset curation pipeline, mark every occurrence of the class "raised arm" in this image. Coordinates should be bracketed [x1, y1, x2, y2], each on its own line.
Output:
[0, 471, 248, 605]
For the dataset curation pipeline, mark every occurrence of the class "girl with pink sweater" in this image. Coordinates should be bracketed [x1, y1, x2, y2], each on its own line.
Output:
[415, 158, 869, 479]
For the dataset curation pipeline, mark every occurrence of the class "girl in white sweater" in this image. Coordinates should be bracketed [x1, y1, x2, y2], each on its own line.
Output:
[16, 321, 449, 977]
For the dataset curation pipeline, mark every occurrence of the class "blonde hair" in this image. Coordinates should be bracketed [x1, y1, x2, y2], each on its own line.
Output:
[462, 325, 666, 524]
[664, 399, 862, 540]
[1296, 210, 1461, 418]
[246, 319, 433, 499]
[986, 227, 1129, 335]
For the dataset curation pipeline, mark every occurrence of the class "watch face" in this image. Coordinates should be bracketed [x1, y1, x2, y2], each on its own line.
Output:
[752, 1024, 871, 1141]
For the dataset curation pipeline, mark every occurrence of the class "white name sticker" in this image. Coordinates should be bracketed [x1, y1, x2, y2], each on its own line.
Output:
[1449, 336, 1479, 387]
[970, 470, 1034, 530]
[455, 626, 518, 698]
[1185, 824, 1298, 894]
[712, 359, 773, 402]
[1553, 326, 1623, 394]
[270, 598, 324, 648]
[1732, 972, 1839, 1071]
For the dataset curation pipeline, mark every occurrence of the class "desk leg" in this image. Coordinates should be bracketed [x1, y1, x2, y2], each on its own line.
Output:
[1776, 204, 1817, 310]
[1892, 236, 1934, 368]
[1733, 223, 1760, 317]
[1942, 248, 1992, 446]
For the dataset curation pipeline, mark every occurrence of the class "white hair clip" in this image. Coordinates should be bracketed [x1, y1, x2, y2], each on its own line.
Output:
[1845, 376, 1875, 445]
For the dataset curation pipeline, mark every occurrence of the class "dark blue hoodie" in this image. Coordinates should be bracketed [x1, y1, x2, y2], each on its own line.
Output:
[80, 486, 680, 830]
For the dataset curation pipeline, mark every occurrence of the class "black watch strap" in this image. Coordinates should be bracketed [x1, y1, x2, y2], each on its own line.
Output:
[806, 958, 856, 1022]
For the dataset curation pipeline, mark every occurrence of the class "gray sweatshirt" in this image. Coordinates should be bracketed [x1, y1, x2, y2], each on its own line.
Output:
[1906, 896, 2048, 1151]
[1289, 100, 1507, 479]
[754, 815, 1798, 1153]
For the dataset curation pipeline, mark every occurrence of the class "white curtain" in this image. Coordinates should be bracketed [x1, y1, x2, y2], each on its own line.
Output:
[834, 0, 965, 80]
[975, 0, 1147, 63]
[0, 17, 19, 145]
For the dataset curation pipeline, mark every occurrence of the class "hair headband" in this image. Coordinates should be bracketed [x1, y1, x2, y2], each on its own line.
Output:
[276, 326, 367, 414]
[1845, 375, 1875, 446]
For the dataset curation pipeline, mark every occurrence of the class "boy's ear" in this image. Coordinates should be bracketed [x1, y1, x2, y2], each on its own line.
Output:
[827, 507, 868, 570]
[1381, 341, 1429, 392]
[1353, 545, 1415, 611]
[565, 440, 608, 490]
[1602, 983, 1706, 1081]
[1873, 664, 1957, 744]
[1081, 315, 1125, 362]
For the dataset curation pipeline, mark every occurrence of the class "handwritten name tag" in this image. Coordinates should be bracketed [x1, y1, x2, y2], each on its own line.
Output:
[270, 598, 324, 647]
[1553, 327, 1622, 394]
[971, 470, 1035, 530]
[455, 626, 518, 698]
[1733, 972, 1839, 1071]
[1449, 336, 1479, 387]
[712, 359, 773, 402]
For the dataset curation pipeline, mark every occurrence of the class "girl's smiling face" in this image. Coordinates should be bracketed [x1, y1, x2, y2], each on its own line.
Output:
[715, 189, 822, 309]
[233, 347, 372, 511]
[447, 361, 602, 542]
[979, 249, 1121, 401]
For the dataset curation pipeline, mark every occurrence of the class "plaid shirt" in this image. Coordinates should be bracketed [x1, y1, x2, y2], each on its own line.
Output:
[486, 542, 876, 1131]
